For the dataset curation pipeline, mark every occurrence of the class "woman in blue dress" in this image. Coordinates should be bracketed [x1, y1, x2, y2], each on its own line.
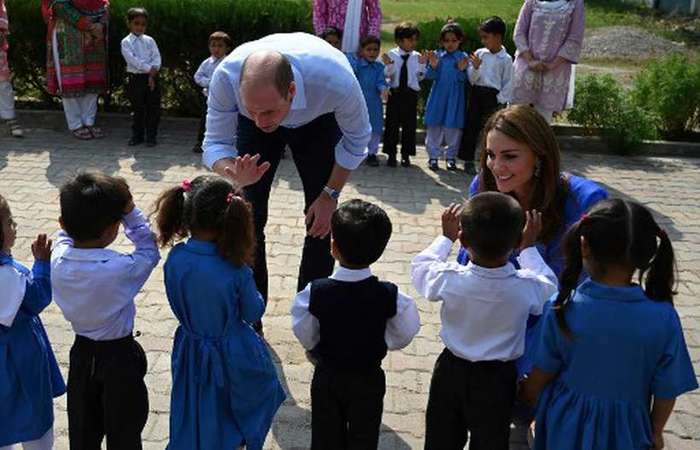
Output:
[423, 21, 469, 171]
[347, 35, 389, 167]
[0, 195, 65, 450]
[522, 199, 697, 450]
[153, 175, 285, 450]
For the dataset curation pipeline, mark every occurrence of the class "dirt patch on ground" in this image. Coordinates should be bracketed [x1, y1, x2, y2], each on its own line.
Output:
[581, 26, 686, 60]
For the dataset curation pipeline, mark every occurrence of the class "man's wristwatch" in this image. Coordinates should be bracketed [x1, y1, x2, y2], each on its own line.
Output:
[322, 185, 340, 201]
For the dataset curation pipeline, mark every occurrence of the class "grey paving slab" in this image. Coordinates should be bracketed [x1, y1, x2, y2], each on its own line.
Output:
[1, 119, 698, 449]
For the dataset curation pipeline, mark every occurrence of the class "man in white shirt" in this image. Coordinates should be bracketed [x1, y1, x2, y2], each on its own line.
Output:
[120, 7, 161, 147]
[203, 32, 371, 331]
[411, 192, 557, 449]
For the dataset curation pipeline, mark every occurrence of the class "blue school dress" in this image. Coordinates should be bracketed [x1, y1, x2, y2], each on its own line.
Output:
[424, 49, 468, 129]
[164, 239, 285, 450]
[0, 253, 65, 447]
[533, 279, 698, 450]
[348, 54, 388, 134]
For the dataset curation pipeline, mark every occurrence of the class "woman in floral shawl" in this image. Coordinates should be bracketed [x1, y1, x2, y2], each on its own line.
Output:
[43, 0, 108, 139]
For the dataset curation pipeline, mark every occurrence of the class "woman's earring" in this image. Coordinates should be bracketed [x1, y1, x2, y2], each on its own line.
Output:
[534, 160, 542, 178]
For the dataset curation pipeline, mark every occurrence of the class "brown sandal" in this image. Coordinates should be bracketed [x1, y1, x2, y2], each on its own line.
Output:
[72, 127, 93, 140]
[87, 126, 105, 139]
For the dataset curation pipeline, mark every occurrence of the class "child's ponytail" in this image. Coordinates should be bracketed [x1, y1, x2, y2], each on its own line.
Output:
[553, 220, 584, 339]
[643, 228, 676, 303]
[217, 192, 256, 267]
[153, 183, 188, 247]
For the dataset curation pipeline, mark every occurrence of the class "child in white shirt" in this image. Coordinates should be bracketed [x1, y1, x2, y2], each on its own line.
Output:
[192, 31, 232, 154]
[412, 192, 557, 449]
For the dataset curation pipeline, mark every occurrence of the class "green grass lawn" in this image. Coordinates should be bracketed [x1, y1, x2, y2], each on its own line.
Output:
[381, 0, 670, 30]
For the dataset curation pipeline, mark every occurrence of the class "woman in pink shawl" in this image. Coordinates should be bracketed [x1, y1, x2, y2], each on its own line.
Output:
[43, 0, 108, 139]
[313, 0, 381, 53]
[511, 0, 584, 123]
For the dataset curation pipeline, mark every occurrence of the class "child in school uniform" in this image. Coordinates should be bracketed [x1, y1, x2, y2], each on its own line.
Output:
[0, 0, 22, 137]
[460, 17, 513, 174]
[423, 21, 469, 172]
[121, 7, 162, 147]
[412, 192, 558, 449]
[320, 26, 343, 50]
[192, 31, 232, 154]
[51, 173, 160, 448]
[292, 199, 420, 449]
[347, 35, 389, 167]
[382, 22, 426, 168]
[522, 199, 698, 450]
[0, 195, 64, 450]
[153, 175, 285, 450]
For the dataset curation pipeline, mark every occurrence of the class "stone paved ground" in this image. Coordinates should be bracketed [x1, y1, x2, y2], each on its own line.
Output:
[1, 118, 699, 449]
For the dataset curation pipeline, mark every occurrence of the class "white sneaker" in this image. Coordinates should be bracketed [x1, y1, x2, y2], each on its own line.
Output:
[6, 119, 23, 138]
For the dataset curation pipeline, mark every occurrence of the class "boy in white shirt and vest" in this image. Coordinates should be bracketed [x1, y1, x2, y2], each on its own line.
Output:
[121, 7, 162, 147]
[412, 192, 557, 449]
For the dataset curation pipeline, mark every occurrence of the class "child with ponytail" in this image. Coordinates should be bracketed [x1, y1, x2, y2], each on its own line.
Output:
[154, 175, 285, 450]
[522, 198, 698, 450]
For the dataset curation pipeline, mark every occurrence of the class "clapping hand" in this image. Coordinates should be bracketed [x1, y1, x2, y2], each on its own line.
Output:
[222, 154, 271, 190]
[469, 52, 482, 70]
[31, 234, 52, 262]
[418, 50, 429, 65]
[520, 210, 542, 250]
[427, 50, 439, 69]
[381, 53, 393, 65]
[458, 57, 469, 72]
[442, 203, 462, 242]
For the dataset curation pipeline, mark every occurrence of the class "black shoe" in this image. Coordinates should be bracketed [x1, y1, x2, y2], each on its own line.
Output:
[447, 159, 458, 171]
[128, 136, 144, 146]
[429, 159, 439, 171]
[192, 144, 203, 153]
[401, 155, 411, 167]
[387, 155, 397, 167]
[146, 139, 157, 147]
[366, 154, 379, 167]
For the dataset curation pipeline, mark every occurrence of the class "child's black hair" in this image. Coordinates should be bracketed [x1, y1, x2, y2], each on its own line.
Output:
[479, 16, 507, 38]
[440, 20, 464, 42]
[0, 194, 10, 250]
[59, 173, 131, 242]
[209, 31, 233, 48]
[394, 22, 420, 41]
[127, 7, 148, 22]
[331, 199, 392, 267]
[320, 26, 342, 41]
[360, 35, 381, 49]
[555, 199, 677, 339]
[153, 175, 255, 267]
[459, 192, 524, 261]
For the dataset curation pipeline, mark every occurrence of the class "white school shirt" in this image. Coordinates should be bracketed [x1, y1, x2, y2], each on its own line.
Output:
[51, 208, 161, 341]
[291, 266, 421, 351]
[0, 264, 26, 327]
[467, 47, 514, 104]
[384, 47, 426, 92]
[202, 32, 371, 171]
[121, 33, 162, 74]
[411, 236, 558, 362]
[194, 55, 224, 90]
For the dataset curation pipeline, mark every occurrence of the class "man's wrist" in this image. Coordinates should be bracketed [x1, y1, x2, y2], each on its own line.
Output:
[322, 185, 340, 201]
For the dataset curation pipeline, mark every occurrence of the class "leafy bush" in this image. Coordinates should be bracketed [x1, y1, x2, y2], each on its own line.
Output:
[5, 0, 312, 114]
[630, 54, 700, 138]
[569, 74, 656, 152]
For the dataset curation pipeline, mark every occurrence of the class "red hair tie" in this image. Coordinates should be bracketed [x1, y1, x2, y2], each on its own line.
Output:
[226, 192, 239, 204]
[181, 179, 192, 192]
[580, 213, 590, 223]
[658, 228, 668, 239]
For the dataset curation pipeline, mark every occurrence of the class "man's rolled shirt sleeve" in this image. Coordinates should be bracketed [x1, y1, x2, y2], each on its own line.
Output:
[202, 67, 240, 169]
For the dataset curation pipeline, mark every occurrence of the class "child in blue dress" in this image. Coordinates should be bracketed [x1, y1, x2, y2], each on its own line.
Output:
[348, 35, 389, 167]
[424, 21, 469, 171]
[0, 195, 65, 450]
[154, 175, 285, 450]
[522, 199, 698, 450]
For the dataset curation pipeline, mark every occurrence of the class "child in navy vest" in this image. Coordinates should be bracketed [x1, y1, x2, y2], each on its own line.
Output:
[292, 199, 420, 449]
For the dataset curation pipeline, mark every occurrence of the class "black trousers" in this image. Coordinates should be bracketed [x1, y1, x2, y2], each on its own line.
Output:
[127, 73, 161, 140]
[382, 88, 418, 157]
[424, 348, 517, 450]
[311, 364, 386, 450]
[196, 91, 206, 144]
[237, 113, 340, 302]
[67, 334, 149, 450]
[459, 85, 500, 162]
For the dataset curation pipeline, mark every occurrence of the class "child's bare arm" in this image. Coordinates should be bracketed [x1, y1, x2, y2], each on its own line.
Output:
[520, 367, 557, 406]
[650, 397, 675, 449]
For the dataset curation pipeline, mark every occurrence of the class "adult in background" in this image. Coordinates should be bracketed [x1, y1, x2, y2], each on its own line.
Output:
[510, 0, 584, 123]
[313, 0, 382, 53]
[203, 32, 371, 330]
[42, 0, 108, 140]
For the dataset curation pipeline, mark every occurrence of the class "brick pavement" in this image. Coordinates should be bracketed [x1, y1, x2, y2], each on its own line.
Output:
[1, 118, 699, 449]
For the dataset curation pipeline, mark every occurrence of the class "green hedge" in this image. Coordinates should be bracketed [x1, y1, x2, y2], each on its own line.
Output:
[414, 17, 517, 120]
[6, 0, 312, 115]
